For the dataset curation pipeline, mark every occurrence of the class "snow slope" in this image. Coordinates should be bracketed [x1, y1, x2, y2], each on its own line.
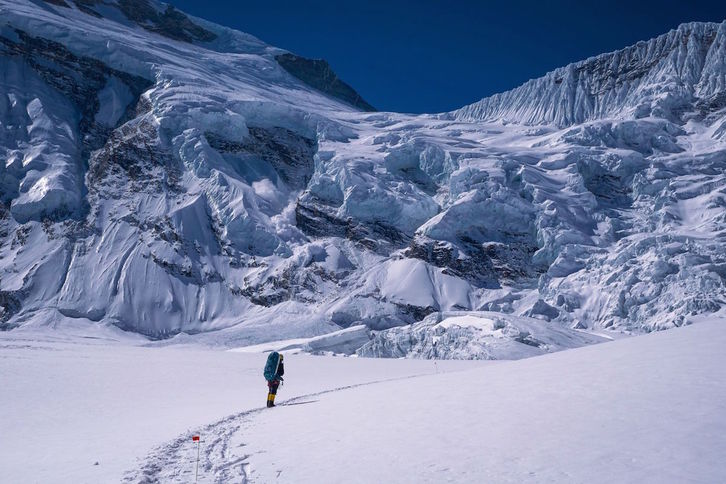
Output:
[122, 316, 726, 483]
[4, 317, 723, 483]
[0, 328, 477, 483]
[0, 0, 725, 351]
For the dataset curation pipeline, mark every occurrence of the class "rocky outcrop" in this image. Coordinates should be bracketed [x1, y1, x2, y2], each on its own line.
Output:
[47, 0, 217, 43]
[276, 53, 376, 111]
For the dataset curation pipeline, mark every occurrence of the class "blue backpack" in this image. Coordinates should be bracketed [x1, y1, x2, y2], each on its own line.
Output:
[263, 351, 281, 381]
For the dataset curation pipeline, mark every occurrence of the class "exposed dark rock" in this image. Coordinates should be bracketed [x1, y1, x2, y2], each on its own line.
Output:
[392, 303, 438, 323]
[577, 160, 632, 209]
[513, 331, 545, 348]
[405, 234, 542, 289]
[0, 30, 152, 159]
[0, 290, 22, 325]
[525, 299, 561, 321]
[276, 53, 375, 112]
[89, 118, 182, 196]
[150, 254, 194, 281]
[295, 201, 349, 239]
[0, 28, 155, 222]
[482, 241, 543, 280]
[207, 127, 317, 190]
[118, 1, 217, 43]
[10, 226, 31, 250]
[405, 238, 496, 288]
[67, 0, 217, 43]
[295, 200, 410, 254]
[555, 293, 581, 312]
[232, 264, 298, 307]
[696, 91, 726, 120]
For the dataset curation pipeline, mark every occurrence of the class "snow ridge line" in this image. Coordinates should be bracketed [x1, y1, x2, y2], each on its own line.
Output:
[122, 372, 436, 483]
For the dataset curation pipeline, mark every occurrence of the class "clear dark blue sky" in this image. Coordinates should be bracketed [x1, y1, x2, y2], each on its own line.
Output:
[169, 0, 726, 113]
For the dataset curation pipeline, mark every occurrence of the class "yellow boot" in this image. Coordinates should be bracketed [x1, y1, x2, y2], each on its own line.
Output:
[267, 392, 276, 407]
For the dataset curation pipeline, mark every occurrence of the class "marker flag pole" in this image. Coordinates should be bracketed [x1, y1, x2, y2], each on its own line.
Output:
[192, 435, 201, 482]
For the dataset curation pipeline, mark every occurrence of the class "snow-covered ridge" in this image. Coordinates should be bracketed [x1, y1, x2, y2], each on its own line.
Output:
[34, 0, 375, 111]
[0, 0, 725, 353]
[454, 21, 726, 127]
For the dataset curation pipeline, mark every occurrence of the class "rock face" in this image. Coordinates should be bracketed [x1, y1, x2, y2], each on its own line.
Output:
[275, 53, 376, 112]
[46, 0, 218, 43]
[0, 1, 725, 349]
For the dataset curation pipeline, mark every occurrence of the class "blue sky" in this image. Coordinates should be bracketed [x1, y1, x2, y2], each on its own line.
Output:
[169, 0, 726, 114]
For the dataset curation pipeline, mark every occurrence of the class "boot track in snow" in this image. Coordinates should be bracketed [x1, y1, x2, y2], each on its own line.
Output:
[123, 375, 428, 483]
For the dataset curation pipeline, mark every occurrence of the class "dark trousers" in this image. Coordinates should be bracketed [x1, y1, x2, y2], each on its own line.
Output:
[266, 380, 279, 407]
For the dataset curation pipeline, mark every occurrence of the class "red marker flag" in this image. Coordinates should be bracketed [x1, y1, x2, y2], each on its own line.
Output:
[192, 435, 200, 442]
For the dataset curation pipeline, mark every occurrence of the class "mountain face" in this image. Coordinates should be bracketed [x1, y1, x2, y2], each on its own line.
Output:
[0, 1, 725, 354]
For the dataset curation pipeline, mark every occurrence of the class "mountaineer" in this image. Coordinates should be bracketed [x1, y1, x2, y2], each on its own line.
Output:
[263, 351, 285, 407]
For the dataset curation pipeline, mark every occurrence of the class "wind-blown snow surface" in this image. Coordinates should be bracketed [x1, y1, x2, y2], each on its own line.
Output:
[239, 319, 726, 484]
[0, 0, 725, 350]
[0, 328, 477, 483]
[233, 318, 726, 483]
[0, 317, 712, 483]
[2, 318, 724, 483]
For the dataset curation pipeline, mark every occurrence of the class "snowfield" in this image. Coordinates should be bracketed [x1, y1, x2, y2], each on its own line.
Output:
[2, 318, 725, 483]
[237, 318, 726, 484]
[0, 326, 478, 483]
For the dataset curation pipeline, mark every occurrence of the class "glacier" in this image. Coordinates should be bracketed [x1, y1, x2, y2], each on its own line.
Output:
[0, 0, 725, 357]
